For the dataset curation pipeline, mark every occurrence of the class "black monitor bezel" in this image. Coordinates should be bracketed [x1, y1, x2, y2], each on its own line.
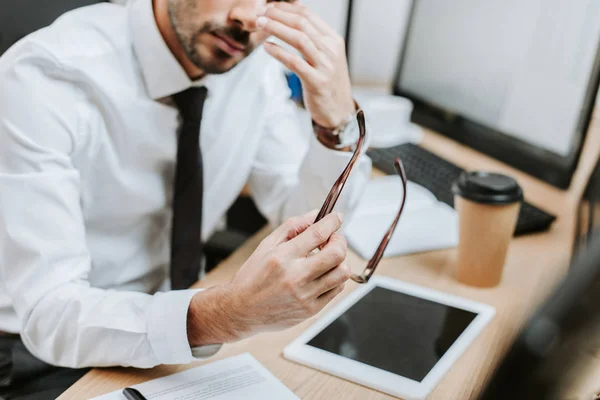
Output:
[391, 0, 600, 190]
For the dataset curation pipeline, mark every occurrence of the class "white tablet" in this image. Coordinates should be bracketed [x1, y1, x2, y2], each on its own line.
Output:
[283, 277, 495, 399]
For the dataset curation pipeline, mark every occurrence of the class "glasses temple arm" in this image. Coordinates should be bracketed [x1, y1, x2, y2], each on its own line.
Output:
[362, 158, 407, 279]
[314, 111, 367, 223]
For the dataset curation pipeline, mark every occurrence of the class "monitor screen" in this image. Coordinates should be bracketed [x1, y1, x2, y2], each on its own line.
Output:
[307, 286, 478, 382]
[394, 0, 600, 187]
[397, 0, 600, 157]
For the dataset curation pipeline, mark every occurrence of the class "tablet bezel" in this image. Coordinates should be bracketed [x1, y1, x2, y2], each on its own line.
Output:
[283, 276, 495, 400]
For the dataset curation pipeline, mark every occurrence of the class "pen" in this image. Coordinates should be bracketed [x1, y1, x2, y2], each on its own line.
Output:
[122, 387, 147, 400]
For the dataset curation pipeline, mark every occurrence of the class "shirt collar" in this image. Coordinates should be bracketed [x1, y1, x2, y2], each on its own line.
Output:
[129, 0, 212, 99]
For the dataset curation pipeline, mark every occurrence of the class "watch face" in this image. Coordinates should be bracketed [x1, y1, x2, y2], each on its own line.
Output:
[338, 116, 361, 147]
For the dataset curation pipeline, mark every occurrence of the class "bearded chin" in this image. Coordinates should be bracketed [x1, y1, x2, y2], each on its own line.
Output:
[178, 29, 252, 74]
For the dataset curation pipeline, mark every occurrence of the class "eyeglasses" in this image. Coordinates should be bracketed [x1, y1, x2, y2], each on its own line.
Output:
[314, 110, 408, 284]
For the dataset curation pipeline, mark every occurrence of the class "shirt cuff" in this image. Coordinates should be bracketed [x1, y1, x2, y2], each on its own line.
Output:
[147, 288, 222, 364]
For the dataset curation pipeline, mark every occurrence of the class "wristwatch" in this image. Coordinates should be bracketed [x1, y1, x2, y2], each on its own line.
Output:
[312, 102, 362, 150]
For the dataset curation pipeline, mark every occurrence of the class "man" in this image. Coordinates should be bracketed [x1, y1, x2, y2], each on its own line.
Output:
[0, 0, 371, 398]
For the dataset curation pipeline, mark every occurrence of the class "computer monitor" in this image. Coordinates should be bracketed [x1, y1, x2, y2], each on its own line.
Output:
[393, 0, 600, 189]
[0, 0, 107, 56]
[478, 226, 600, 399]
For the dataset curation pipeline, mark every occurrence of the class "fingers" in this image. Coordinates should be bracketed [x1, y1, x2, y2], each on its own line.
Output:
[269, 2, 337, 37]
[263, 41, 321, 83]
[311, 262, 351, 297]
[261, 8, 323, 65]
[315, 282, 346, 311]
[283, 212, 344, 257]
[266, 209, 319, 247]
[304, 233, 348, 280]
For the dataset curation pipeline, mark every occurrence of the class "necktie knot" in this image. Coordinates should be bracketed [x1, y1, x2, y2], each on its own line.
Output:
[172, 87, 208, 124]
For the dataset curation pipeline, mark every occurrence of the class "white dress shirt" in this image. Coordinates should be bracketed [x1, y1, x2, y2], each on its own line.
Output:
[0, 0, 371, 368]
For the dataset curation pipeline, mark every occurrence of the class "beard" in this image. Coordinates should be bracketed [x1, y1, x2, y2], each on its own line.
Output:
[168, 2, 255, 74]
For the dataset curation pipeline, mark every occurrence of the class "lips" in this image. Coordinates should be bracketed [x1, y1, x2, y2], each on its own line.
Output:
[213, 32, 246, 52]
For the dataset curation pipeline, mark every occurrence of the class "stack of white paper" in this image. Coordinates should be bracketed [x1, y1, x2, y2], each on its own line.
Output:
[345, 176, 458, 259]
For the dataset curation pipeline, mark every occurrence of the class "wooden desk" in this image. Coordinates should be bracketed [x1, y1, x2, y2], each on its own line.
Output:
[60, 110, 600, 400]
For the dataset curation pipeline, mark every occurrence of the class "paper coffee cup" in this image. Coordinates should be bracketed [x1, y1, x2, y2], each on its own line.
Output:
[451, 171, 523, 288]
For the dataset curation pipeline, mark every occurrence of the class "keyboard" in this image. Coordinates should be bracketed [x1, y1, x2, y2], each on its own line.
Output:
[367, 143, 557, 236]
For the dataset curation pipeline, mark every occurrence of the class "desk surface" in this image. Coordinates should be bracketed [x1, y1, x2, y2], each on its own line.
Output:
[59, 111, 600, 400]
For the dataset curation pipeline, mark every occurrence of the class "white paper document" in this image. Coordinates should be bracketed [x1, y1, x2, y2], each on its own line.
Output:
[91, 353, 299, 400]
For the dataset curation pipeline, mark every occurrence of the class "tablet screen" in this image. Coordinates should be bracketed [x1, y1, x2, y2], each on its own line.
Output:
[307, 286, 478, 382]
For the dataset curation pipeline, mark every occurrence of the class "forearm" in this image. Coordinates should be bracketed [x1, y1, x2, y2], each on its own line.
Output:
[187, 284, 247, 347]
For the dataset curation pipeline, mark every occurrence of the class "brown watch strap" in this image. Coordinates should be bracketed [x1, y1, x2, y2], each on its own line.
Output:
[312, 120, 343, 148]
[312, 100, 361, 149]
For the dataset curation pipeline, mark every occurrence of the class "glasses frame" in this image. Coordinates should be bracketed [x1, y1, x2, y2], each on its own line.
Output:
[314, 110, 408, 283]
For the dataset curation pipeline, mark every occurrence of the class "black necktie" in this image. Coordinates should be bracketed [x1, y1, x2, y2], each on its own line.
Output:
[170, 87, 208, 290]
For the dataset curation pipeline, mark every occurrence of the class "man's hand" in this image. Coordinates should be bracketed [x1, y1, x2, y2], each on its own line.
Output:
[257, 3, 355, 129]
[187, 210, 351, 347]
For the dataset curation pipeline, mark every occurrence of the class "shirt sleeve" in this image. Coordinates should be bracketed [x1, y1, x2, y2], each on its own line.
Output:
[0, 43, 215, 369]
[248, 62, 372, 228]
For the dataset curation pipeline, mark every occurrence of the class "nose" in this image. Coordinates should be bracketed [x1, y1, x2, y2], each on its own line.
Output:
[229, 0, 264, 32]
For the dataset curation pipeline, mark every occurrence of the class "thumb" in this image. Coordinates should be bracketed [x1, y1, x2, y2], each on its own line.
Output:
[269, 209, 320, 246]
